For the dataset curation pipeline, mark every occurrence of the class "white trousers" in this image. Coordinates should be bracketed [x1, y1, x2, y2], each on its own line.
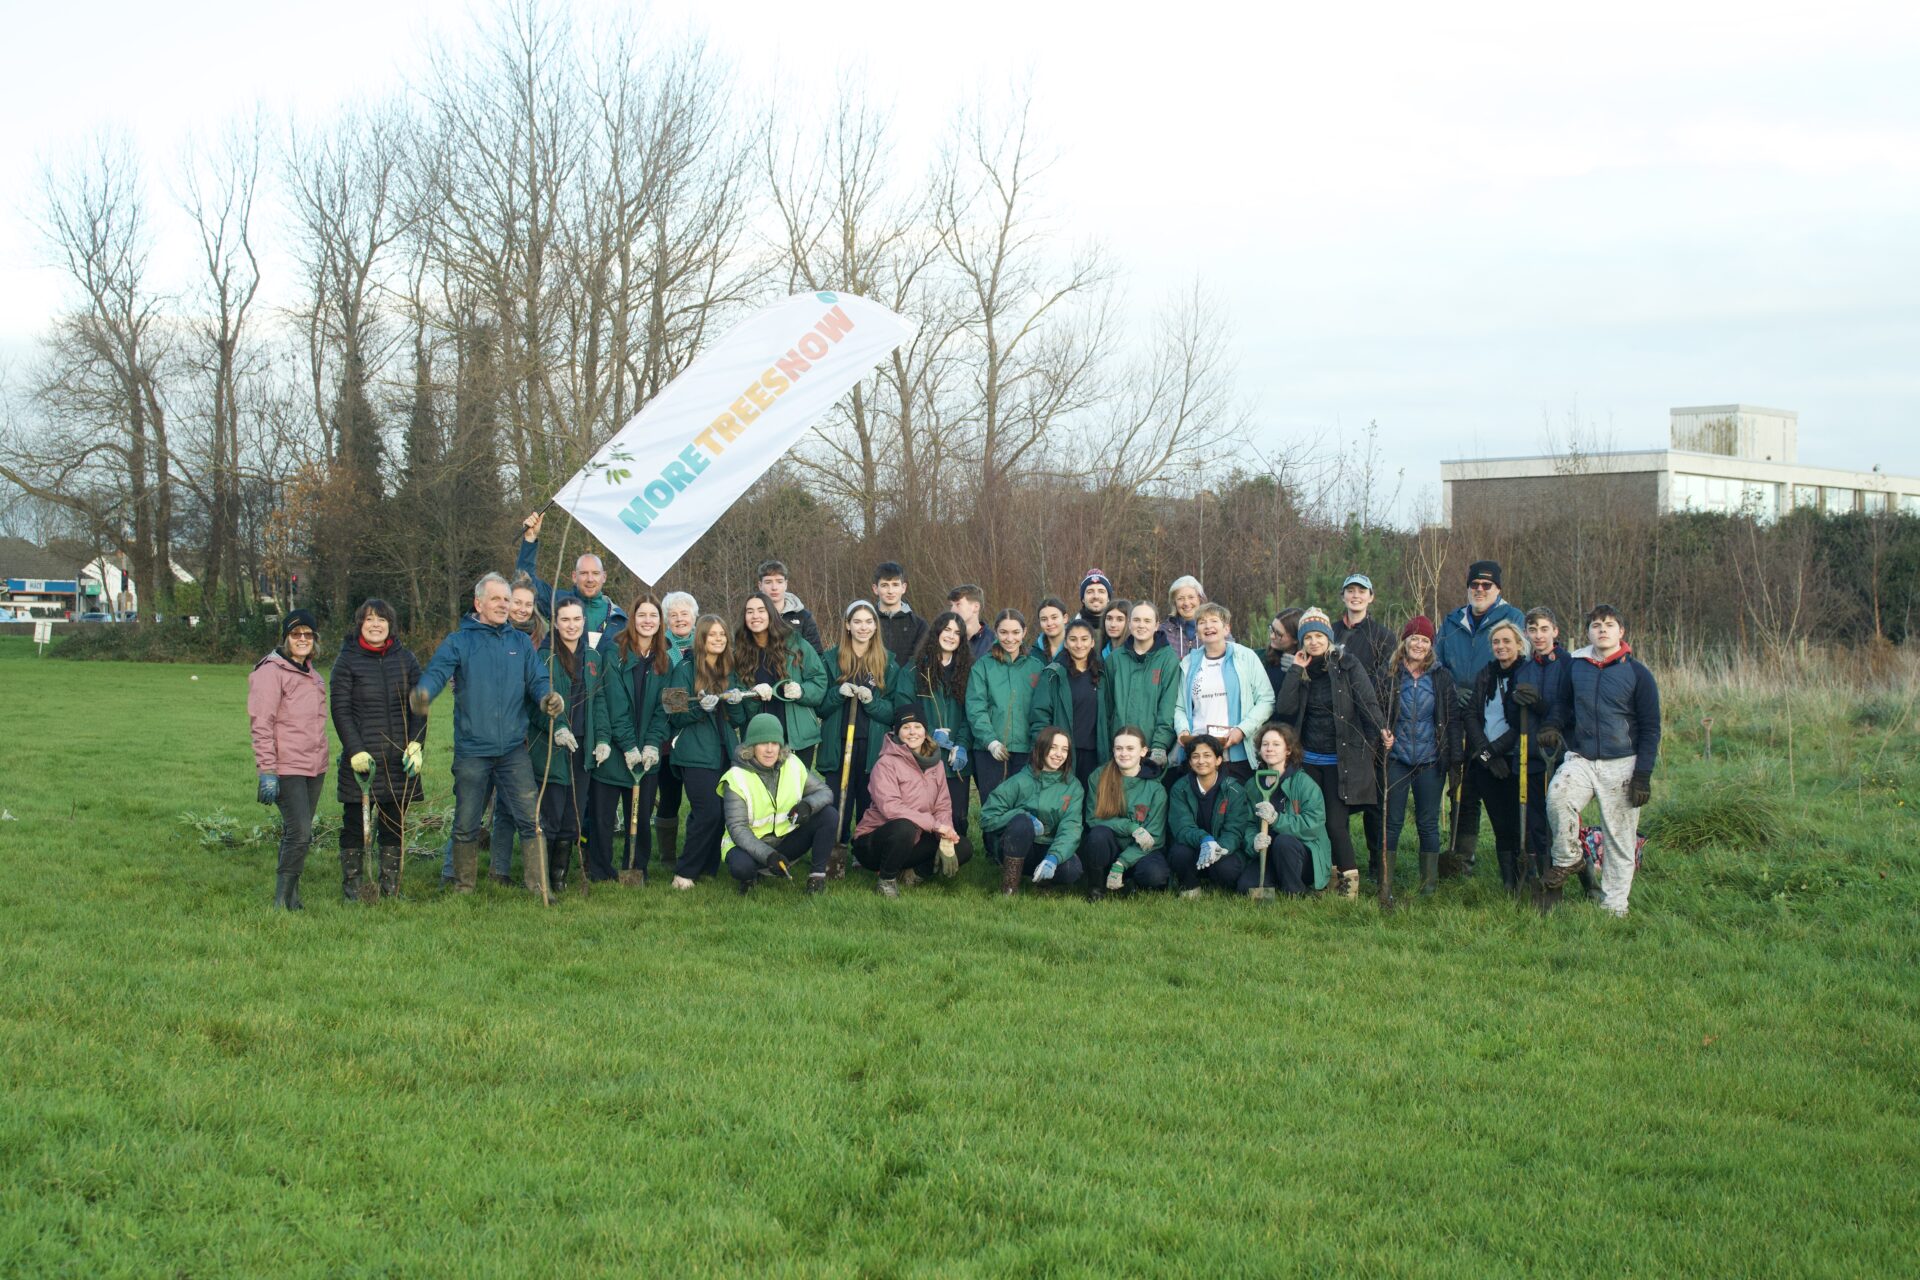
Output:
[1547, 753, 1641, 915]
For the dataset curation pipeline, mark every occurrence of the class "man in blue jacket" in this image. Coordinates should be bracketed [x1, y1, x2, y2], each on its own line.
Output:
[1541, 603, 1661, 917]
[517, 512, 628, 647]
[1435, 560, 1525, 875]
[412, 572, 565, 894]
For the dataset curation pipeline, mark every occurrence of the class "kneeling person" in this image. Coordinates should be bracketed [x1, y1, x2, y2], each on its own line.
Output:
[720, 714, 839, 895]
[851, 707, 972, 896]
[979, 725, 1085, 895]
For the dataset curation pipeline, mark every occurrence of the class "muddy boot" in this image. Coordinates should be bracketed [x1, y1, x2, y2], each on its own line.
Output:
[450, 840, 480, 893]
[1579, 862, 1602, 902]
[341, 848, 365, 904]
[273, 872, 300, 910]
[1419, 850, 1439, 895]
[874, 877, 900, 898]
[805, 872, 826, 895]
[1001, 857, 1026, 895]
[1539, 856, 1580, 914]
[1338, 868, 1360, 900]
[523, 834, 550, 898]
[617, 868, 647, 888]
[378, 845, 404, 900]
[826, 844, 848, 881]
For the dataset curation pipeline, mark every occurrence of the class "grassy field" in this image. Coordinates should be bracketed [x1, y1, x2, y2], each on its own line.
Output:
[1, 636, 1916, 1276]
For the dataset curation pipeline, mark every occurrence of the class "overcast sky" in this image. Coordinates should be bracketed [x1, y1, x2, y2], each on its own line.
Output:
[4, 0, 1917, 520]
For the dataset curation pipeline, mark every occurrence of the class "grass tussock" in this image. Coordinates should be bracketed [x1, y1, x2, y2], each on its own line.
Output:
[1644, 776, 1784, 853]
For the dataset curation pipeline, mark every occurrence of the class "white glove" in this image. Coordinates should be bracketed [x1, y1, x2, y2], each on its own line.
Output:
[781, 680, 802, 700]
[624, 746, 643, 770]
[1032, 854, 1059, 883]
[854, 685, 873, 704]
[1131, 826, 1155, 850]
[699, 693, 720, 712]
[1106, 862, 1125, 891]
[1148, 747, 1168, 768]
[988, 740, 1008, 763]
[1254, 830, 1272, 854]
[753, 683, 774, 701]
[1196, 838, 1224, 870]
[592, 743, 611, 766]
[838, 681, 859, 698]
[724, 688, 745, 705]
[1253, 800, 1278, 824]
[553, 727, 579, 753]
[639, 746, 659, 772]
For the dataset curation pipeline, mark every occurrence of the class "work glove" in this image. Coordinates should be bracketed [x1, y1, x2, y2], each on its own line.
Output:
[950, 745, 969, 774]
[1131, 826, 1155, 851]
[593, 743, 612, 766]
[408, 687, 431, 717]
[1197, 838, 1225, 870]
[838, 681, 859, 699]
[753, 683, 775, 701]
[1484, 753, 1511, 781]
[553, 727, 579, 753]
[938, 838, 960, 877]
[639, 745, 660, 773]
[1106, 862, 1126, 891]
[932, 727, 953, 749]
[1537, 727, 1564, 755]
[1148, 747, 1168, 769]
[1032, 854, 1059, 883]
[350, 751, 373, 775]
[256, 773, 279, 805]
[1628, 772, 1653, 809]
[698, 693, 721, 712]
[1254, 830, 1272, 854]
[1252, 800, 1278, 824]
[789, 799, 814, 824]
[402, 742, 422, 776]
[724, 688, 745, 705]
[1512, 684, 1542, 709]
[541, 691, 566, 718]
[853, 685, 873, 704]
[780, 680, 802, 701]
[988, 740, 1008, 763]
[624, 746, 642, 770]
[1027, 814, 1046, 839]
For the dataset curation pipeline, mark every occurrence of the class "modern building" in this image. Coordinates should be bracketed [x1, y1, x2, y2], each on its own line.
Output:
[1441, 405, 1920, 526]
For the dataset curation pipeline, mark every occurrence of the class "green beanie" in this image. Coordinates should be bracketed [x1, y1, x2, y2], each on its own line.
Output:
[743, 713, 786, 748]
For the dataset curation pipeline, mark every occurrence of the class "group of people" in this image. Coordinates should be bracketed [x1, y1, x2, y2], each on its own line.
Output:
[244, 518, 1661, 917]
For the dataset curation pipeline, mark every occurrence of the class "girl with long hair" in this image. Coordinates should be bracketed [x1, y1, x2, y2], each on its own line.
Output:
[663, 613, 737, 887]
[913, 610, 976, 840]
[1079, 726, 1170, 899]
[589, 592, 673, 886]
[728, 590, 829, 770]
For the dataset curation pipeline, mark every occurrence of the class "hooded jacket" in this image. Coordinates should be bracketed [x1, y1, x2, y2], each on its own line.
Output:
[815, 646, 908, 775]
[514, 537, 628, 640]
[528, 637, 601, 785]
[1029, 659, 1109, 766]
[875, 603, 928, 664]
[728, 637, 830, 751]
[966, 649, 1046, 754]
[1169, 772, 1252, 857]
[718, 744, 834, 864]
[248, 649, 330, 777]
[1173, 641, 1275, 766]
[664, 658, 738, 773]
[1248, 766, 1331, 890]
[1514, 644, 1572, 772]
[913, 659, 974, 778]
[1274, 650, 1386, 805]
[591, 641, 673, 787]
[1436, 597, 1526, 702]
[418, 614, 555, 759]
[1564, 644, 1661, 774]
[777, 592, 823, 655]
[855, 733, 954, 838]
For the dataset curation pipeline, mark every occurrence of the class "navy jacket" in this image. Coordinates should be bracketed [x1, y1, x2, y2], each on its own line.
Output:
[1564, 645, 1661, 775]
[418, 614, 555, 758]
[1436, 598, 1525, 704]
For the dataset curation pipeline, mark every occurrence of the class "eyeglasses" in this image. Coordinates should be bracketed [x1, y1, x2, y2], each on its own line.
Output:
[288, 630, 316, 641]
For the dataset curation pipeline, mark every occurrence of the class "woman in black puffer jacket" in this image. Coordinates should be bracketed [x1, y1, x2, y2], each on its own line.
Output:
[329, 598, 427, 902]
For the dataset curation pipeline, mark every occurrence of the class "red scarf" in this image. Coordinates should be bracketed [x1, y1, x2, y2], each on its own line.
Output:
[357, 634, 395, 655]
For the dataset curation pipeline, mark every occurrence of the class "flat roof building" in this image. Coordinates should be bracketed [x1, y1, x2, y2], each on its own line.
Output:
[1441, 405, 1920, 526]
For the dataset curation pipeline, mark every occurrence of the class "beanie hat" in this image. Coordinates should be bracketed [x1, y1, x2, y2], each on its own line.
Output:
[1300, 606, 1332, 625]
[281, 609, 319, 640]
[742, 713, 785, 748]
[1467, 560, 1502, 587]
[894, 705, 926, 731]
[1079, 570, 1112, 596]
[1401, 615, 1435, 641]
[1298, 618, 1335, 644]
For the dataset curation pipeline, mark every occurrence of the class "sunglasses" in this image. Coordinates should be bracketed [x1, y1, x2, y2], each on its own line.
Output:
[1468, 581, 1496, 590]
[288, 630, 316, 640]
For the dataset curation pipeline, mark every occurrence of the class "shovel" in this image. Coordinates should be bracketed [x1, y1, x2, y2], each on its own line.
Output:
[358, 787, 379, 903]
[1516, 705, 1530, 902]
[1249, 767, 1281, 901]
[618, 780, 644, 886]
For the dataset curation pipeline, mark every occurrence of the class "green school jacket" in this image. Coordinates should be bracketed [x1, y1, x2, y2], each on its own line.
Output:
[1085, 764, 1168, 870]
[1169, 773, 1252, 858]
[1104, 640, 1181, 753]
[528, 641, 601, 786]
[814, 646, 907, 774]
[727, 637, 830, 751]
[966, 651, 1045, 754]
[1249, 766, 1332, 891]
[1028, 661, 1110, 772]
[590, 644, 673, 788]
[912, 661, 974, 778]
[979, 764, 1084, 864]
[664, 659, 738, 773]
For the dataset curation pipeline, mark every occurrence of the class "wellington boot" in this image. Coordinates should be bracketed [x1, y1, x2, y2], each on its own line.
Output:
[450, 840, 480, 893]
[1001, 857, 1026, 895]
[1579, 864, 1602, 902]
[1496, 848, 1521, 893]
[1419, 850, 1439, 896]
[655, 820, 679, 867]
[523, 834, 550, 898]
[377, 846, 404, 900]
[273, 872, 301, 910]
[340, 849, 365, 904]
[549, 841, 574, 896]
[1338, 869, 1360, 900]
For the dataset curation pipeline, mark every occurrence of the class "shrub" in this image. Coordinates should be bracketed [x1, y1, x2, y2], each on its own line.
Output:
[55, 615, 294, 665]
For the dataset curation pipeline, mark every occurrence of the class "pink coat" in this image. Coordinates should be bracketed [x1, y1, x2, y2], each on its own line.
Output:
[855, 734, 953, 838]
[247, 650, 331, 777]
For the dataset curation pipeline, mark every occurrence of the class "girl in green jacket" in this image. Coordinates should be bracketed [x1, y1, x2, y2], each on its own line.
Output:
[664, 614, 736, 886]
[979, 726, 1085, 895]
[966, 609, 1046, 803]
[1104, 600, 1181, 773]
[1029, 618, 1108, 784]
[816, 600, 907, 846]
[1249, 722, 1332, 895]
[1167, 734, 1252, 897]
[913, 610, 976, 837]
[728, 591, 830, 768]
[531, 598, 601, 891]
[1080, 726, 1171, 899]
[588, 592, 673, 885]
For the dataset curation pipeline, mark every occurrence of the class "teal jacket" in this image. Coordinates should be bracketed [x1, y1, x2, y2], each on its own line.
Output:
[1104, 638, 1181, 753]
[912, 661, 974, 779]
[1169, 773, 1252, 858]
[591, 644, 673, 788]
[1028, 661, 1110, 771]
[728, 638, 830, 751]
[815, 646, 908, 775]
[1085, 764, 1168, 870]
[966, 650, 1046, 754]
[1249, 766, 1331, 890]
[979, 763, 1084, 864]
[665, 659, 738, 773]
[528, 640, 601, 786]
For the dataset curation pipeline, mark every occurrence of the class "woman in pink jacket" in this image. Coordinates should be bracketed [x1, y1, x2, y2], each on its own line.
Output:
[247, 610, 331, 910]
[851, 707, 972, 897]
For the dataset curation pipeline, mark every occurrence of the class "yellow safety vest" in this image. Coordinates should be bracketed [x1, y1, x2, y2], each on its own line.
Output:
[719, 756, 808, 856]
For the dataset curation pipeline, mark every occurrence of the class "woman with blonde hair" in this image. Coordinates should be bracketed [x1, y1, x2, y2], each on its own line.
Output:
[663, 613, 737, 887]
[817, 599, 907, 858]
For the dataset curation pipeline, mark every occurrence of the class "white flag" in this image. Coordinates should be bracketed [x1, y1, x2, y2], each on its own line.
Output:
[553, 291, 917, 583]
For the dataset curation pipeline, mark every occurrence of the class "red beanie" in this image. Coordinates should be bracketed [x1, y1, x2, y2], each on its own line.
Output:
[1402, 615, 1435, 641]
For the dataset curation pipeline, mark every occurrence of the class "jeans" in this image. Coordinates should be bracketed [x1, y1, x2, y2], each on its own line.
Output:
[273, 774, 326, 877]
[724, 806, 839, 882]
[851, 819, 974, 879]
[440, 777, 528, 879]
[452, 753, 541, 850]
[1385, 759, 1444, 854]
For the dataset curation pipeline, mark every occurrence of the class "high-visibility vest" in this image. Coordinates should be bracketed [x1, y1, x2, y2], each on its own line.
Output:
[719, 756, 808, 855]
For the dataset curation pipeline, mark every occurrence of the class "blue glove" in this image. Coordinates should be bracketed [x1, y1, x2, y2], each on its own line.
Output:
[932, 727, 953, 749]
[1029, 814, 1046, 838]
[1032, 854, 1059, 882]
[256, 773, 280, 805]
[1197, 837, 1224, 870]
[950, 744, 969, 774]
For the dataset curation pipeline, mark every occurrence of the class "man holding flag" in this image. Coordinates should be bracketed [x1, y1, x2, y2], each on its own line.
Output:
[516, 512, 627, 648]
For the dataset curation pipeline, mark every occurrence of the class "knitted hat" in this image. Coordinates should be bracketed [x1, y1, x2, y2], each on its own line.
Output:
[894, 705, 926, 731]
[742, 713, 785, 748]
[1402, 615, 1435, 641]
[1467, 560, 1502, 587]
[1079, 570, 1112, 596]
[1300, 606, 1332, 625]
[1298, 617, 1335, 644]
[281, 609, 319, 640]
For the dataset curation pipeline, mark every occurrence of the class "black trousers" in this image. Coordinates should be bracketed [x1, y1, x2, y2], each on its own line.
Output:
[655, 742, 683, 824]
[851, 819, 975, 878]
[1304, 761, 1357, 874]
[538, 778, 584, 874]
[676, 766, 724, 880]
[1468, 758, 1523, 854]
[827, 757, 873, 844]
[1525, 768, 1552, 873]
[945, 772, 972, 841]
[587, 773, 661, 880]
[338, 797, 406, 850]
[1256, 833, 1313, 895]
[995, 818, 1082, 884]
[1079, 825, 1170, 890]
[1167, 840, 1246, 891]
[972, 750, 1028, 804]
[724, 807, 839, 882]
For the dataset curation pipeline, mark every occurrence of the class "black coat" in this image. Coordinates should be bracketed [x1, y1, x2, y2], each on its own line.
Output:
[1274, 650, 1386, 805]
[329, 639, 427, 805]
[1465, 658, 1526, 767]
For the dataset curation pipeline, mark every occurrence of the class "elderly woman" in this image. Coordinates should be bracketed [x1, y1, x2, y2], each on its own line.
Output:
[248, 610, 330, 910]
[652, 589, 699, 867]
[1158, 575, 1207, 660]
[1172, 602, 1274, 782]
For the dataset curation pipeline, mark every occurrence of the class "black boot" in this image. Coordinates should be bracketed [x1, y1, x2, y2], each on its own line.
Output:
[341, 848, 365, 904]
[1419, 850, 1439, 896]
[378, 846, 404, 900]
[656, 819, 679, 868]
[1496, 848, 1520, 892]
[273, 872, 300, 910]
[1001, 857, 1026, 895]
[551, 842, 571, 895]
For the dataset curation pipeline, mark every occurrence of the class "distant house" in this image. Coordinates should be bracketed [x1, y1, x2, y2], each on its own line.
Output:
[1441, 405, 1920, 526]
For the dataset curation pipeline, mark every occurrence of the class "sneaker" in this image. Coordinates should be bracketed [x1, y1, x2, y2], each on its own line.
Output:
[1179, 887, 1203, 900]
[900, 869, 922, 888]
[671, 875, 696, 891]
[806, 873, 826, 895]
[875, 878, 900, 898]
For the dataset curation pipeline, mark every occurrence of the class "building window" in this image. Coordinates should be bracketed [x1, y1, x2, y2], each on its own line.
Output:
[1861, 490, 1890, 514]
[1902, 494, 1920, 516]
[1822, 486, 1854, 513]
[1793, 484, 1819, 510]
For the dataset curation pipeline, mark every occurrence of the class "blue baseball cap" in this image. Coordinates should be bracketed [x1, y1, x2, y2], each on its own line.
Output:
[1341, 573, 1373, 592]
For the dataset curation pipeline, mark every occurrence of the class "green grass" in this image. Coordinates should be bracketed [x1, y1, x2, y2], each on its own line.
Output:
[2, 635, 1917, 1276]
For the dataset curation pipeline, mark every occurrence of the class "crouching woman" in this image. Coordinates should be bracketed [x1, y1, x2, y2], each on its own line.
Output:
[1167, 734, 1252, 897]
[719, 713, 839, 895]
[1080, 726, 1171, 899]
[1246, 723, 1330, 896]
[979, 725, 1085, 895]
[851, 707, 972, 896]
